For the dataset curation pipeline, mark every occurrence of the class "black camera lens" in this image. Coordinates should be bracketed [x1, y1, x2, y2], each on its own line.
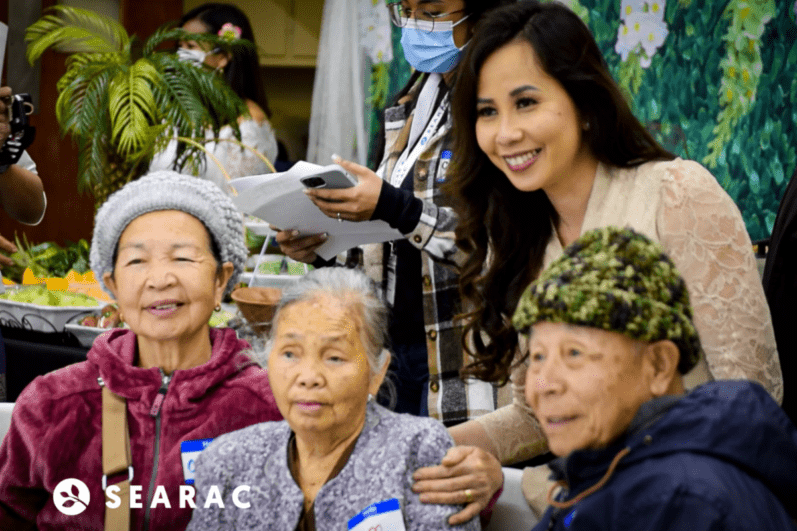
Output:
[304, 177, 325, 188]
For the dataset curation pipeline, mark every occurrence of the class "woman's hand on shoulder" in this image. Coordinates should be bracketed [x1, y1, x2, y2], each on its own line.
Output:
[270, 225, 327, 264]
[411, 445, 503, 526]
[303, 155, 383, 222]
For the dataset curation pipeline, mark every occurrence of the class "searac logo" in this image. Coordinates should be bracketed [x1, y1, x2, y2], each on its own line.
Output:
[54, 479, 90, 516]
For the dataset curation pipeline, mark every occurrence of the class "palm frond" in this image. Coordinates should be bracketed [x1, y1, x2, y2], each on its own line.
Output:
[108, 59, 160, 156]
[143, 26, 256, 58]
[26, 5, 129, 64]
[57, 63, 117, 135]
[147, 52, 246, 173]
[149, 53, 208, 136]
[57, 52, 121, 93]
[77, 128, 109, 192]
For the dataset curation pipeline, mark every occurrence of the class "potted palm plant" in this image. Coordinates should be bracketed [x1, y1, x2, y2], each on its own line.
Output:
[25, 6, 270, 206]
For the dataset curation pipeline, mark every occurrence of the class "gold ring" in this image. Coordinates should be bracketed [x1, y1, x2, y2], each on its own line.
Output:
[337, 212, 342, 223]
[464, 488, 473, 503]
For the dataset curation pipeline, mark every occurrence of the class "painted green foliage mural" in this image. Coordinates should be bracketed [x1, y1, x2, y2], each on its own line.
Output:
[370, 0, 797, 241]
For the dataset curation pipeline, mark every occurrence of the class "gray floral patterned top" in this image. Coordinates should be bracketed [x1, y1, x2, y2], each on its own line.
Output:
[185, 401, 480, 530]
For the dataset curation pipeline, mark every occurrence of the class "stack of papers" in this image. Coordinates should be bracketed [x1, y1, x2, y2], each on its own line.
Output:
[231, 162, 403, 261]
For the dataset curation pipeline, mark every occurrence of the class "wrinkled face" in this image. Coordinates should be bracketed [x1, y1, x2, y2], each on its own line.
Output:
[475, 40, 596, 196]
[104, 210, 232, 348]
[179, 18, 228, 70]
[525, 322, 654, 456]
[267, 296, 385, 441]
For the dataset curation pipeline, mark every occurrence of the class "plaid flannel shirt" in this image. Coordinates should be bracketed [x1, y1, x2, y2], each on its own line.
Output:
[354, 79, 511, 425]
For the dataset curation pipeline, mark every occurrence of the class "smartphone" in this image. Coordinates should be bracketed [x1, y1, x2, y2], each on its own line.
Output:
[300, 167, 358, 189]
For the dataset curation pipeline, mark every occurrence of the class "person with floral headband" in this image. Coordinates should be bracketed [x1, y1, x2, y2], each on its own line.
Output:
[150, 3, 279, 193]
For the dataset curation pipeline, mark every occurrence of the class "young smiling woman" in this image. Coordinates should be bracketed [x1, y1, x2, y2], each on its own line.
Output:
[443, 0, 781, 490]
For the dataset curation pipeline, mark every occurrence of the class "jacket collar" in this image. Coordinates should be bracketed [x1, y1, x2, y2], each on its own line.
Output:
[87, 327, 257, 404]
[549, 394, 684, 487]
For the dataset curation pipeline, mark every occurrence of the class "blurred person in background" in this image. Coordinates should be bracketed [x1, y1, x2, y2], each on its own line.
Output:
[151, 3, 279, 192]
[0, 85, 45, 403]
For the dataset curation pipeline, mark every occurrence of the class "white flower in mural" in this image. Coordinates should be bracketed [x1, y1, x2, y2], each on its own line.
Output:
[359, 0, 393, 64]
[615, 1, 669, 68]
[620, 0, 648, 20]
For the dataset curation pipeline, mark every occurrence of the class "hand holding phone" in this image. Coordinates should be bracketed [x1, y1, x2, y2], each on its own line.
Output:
[300, 166, 358, 189]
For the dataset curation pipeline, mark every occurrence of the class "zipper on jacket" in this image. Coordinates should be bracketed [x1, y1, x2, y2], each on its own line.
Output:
[143, 369, 171, 531]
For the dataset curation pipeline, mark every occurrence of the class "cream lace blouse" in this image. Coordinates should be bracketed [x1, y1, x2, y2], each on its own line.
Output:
[475, 158, 783, 464]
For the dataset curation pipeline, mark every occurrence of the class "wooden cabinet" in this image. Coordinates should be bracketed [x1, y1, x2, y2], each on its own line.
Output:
[184, 0, 324, 67]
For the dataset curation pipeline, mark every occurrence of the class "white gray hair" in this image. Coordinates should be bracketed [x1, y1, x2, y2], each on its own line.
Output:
[267, 267, 390, 374]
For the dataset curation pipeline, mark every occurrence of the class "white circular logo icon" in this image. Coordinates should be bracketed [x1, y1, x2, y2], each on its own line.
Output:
[53, 479, 90, 516]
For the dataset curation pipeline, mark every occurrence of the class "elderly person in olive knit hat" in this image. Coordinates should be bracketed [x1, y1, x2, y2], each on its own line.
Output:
[516, 226, 797, 531]
[0, 171, 281, 531]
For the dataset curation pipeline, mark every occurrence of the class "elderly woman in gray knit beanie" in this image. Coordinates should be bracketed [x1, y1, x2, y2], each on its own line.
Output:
[0, 171, 281, 531]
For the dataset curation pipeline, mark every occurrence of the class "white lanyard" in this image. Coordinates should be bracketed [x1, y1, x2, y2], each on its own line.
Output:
[385, 77, 448, 305]
[390, 78, 449, 188]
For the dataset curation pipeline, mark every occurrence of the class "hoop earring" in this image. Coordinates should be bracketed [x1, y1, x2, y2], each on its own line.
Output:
[215, 304, 221, 312]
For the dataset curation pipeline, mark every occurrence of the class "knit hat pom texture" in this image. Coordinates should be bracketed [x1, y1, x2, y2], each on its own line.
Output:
[512, 226, 701, 374]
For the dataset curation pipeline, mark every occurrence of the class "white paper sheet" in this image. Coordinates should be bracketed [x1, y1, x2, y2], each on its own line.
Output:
[231, 162, 403, 261]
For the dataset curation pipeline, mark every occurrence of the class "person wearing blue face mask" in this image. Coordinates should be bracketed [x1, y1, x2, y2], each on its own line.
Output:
[273, 0, 513, 525]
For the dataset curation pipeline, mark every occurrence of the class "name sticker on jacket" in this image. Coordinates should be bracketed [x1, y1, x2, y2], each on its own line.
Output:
[347, 498, 406, 531]
[180, 438, 214, 485]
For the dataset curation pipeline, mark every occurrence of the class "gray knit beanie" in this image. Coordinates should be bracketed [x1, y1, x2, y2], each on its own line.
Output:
[90, 171, 247, 295]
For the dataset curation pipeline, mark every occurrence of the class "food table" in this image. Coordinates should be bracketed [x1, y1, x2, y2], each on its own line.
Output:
[0, 247, 306, 402]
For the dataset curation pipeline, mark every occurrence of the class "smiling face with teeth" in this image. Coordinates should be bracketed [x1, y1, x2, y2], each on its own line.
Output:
[474, 39, 598, 198]
[524, 322, 662, 457]
[104, 210, 234, 366]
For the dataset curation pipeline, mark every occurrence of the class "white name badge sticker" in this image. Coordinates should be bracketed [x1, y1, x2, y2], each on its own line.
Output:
[348, 498, 406, 531]
[180, 438, 214, 485]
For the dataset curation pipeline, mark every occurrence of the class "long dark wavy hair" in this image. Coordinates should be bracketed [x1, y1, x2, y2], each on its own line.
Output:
[181, 3, 271, 118]
[368, 0, 515, 168]
[447, 0, 676, 383]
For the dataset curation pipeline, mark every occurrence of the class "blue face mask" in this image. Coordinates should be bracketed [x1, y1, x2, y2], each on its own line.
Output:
[400, 15, 469, 73]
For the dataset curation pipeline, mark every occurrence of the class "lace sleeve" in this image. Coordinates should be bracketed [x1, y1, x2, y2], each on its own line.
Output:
[657, 160, 783, 403]
[473, 346, 549, 464]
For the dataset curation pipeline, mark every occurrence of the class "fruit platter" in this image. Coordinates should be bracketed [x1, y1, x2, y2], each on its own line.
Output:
[0, 285, 102, 333]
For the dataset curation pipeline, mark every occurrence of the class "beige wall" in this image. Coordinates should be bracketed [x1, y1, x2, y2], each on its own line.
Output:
[58, 0, 119, 20]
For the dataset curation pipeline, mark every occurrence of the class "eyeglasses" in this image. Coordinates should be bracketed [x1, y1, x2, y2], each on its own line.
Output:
[387, 2, 467, 32]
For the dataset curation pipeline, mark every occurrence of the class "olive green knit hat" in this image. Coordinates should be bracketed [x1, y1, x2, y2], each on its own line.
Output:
[512, 226, 701, 374]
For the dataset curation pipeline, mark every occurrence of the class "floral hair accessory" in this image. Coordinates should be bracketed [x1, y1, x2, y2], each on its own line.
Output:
[218, 22, 242, 41]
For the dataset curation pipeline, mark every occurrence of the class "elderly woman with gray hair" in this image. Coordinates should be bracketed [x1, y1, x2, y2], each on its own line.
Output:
[0, 171, 281, 531]
[187, 267, 479, 530]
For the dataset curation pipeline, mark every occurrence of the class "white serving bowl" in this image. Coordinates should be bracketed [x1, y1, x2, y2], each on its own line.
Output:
[63, 322, 109, 348]
[0, 298, 102, 333]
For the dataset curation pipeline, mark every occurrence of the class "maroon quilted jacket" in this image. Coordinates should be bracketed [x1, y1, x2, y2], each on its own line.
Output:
[0, 327, 281, 531]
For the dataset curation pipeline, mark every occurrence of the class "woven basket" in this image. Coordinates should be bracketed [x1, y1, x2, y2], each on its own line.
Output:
[230, 287, 282, 335]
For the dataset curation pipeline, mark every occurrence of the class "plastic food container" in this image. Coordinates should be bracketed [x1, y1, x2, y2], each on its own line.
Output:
[63, 322, 108, 347]
[0, 298, 102, 333]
